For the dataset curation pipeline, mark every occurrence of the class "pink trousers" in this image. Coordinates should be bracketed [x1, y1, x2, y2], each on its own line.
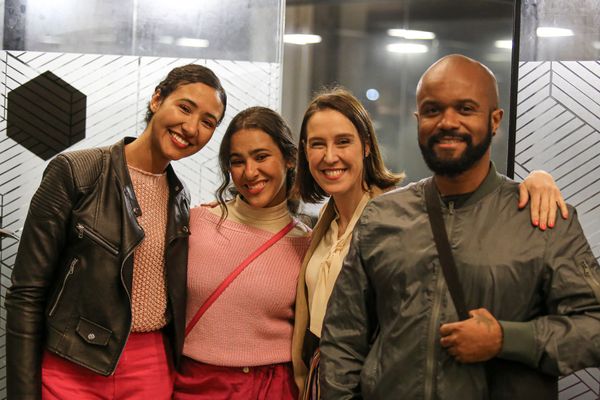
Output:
[173, 356, 298, 400]
[41, 331, 174, 400]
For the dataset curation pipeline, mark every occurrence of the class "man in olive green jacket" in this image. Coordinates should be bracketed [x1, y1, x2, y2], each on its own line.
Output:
[319, 54, 600, 400]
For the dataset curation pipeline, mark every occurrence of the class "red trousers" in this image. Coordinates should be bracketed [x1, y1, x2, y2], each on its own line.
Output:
[173, 357, 298, 400]
[41, 331, 174, 399]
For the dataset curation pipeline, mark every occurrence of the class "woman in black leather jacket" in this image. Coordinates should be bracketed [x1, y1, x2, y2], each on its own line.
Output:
[5, 64, 227, 400]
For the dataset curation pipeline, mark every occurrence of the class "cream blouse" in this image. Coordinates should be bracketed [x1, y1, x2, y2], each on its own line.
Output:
[305, 192, 371, 336]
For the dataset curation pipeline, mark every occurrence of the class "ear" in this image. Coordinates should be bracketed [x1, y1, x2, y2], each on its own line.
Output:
[364, 142, 371, 158]
[491, 108, 504, 135]
[286, 160, 295, 169]
[150, 90, 163, 113]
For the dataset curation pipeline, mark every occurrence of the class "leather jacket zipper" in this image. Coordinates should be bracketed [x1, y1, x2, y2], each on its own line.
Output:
[112, 228, 144, 370]
[76, 223, 119, 255]
[49, 258, 78, 316]
[581, 260, 600, 302]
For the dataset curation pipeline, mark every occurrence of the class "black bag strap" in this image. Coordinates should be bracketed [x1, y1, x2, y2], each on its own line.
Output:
[424, 179, 469, 321]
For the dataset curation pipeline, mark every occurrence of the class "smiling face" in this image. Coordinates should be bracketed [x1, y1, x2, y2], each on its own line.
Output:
[147, 82, 224, 166]
[305, 109, 369, 202]
[229, 128, 291, 208]
[415, 56, 503, 177]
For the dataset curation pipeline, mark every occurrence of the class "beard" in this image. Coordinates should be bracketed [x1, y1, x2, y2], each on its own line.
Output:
[419, 117, 493, 178]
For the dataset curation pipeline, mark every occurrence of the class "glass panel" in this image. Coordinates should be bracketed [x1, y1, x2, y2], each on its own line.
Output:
[3, 0, 283, 62]
[520, 0, 600, 61]
[517, 1, 600, 398]
[0, 2, 284, 398]
[283, 0, 515, 182]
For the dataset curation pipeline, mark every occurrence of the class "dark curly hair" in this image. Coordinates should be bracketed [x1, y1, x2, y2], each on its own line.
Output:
[216, 107, 298, 221]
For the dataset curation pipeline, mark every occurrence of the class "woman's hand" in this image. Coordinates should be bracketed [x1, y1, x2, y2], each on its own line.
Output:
[518, 170, 568, 230]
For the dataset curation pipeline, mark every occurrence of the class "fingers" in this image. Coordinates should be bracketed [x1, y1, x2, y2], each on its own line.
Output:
[538, 191, 551, 230]
[557, 194, 569, 220]
[469, 308, 490, 318]
[547, 192, 558, 229]
[518, 183, 529, 210]
[528, 191, 541, 227]
[440, 334, 455, 348]
[521, 170, 569, 229]
[440, 321, 460, 337]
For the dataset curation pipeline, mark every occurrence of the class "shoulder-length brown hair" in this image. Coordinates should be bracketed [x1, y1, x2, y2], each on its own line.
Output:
[295, 87, 404, 203]
[216, 106, 298, 221]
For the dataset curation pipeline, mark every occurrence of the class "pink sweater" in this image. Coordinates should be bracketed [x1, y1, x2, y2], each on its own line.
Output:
[184, 206, 310, 366]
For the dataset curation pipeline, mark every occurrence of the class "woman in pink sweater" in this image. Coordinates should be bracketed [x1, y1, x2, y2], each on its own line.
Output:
[174, 107, 311, 399]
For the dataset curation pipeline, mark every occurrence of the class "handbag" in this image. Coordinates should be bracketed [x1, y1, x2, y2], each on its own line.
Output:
[185, 219, 297, 337]
[423, 179, 557, 400]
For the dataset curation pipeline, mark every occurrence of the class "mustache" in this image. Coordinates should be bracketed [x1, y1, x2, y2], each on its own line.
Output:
[427, 130, 473, 146]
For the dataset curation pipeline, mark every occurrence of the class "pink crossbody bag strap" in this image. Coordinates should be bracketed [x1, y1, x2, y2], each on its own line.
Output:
[184, 219, 298, 337]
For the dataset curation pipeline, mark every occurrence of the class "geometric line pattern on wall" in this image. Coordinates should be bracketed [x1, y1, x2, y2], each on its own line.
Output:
[7, 70, 86, 160]
[515, 60, 600, 400]
[0, 50, 281, 399]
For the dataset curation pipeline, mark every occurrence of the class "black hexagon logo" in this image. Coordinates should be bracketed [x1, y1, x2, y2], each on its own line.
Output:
[7, 71, 86, 160]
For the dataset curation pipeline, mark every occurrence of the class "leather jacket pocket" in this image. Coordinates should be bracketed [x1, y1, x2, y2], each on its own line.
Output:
[75, 222, 119, 255]
[48, 257, 79, 317]
[76, 317, 112, 346]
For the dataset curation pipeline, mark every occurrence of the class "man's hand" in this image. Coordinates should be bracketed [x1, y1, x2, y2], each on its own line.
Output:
[439, 308, 502, 363]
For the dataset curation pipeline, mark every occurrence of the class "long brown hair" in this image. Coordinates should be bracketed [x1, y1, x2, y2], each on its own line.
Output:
[295, 87, 404, 203]
[216, 107, 298, 221]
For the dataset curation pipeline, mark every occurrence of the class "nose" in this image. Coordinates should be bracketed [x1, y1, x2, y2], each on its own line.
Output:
[244, 160, 258, 179]
[181, 115, 200, 137]
[323, 144, 339, 164]
[438, 108, 461, 131]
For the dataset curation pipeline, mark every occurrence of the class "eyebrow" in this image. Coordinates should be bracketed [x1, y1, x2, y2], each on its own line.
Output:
[230, 148, 273, 157]
[419, 98, 481, 108]
[307, 133, 355, 141]
[456, 99, 480, 107]
[177, 98, 219, 122]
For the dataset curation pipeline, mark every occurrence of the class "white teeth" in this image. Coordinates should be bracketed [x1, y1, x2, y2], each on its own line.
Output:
[170, 131, 190, 146]
[247, 181, 266, 190]
[439, 137, 463, 143]
[323, 169, 345, 177]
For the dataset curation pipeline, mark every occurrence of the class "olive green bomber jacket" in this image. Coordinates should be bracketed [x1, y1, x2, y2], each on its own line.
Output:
[320, 167, 600, 399]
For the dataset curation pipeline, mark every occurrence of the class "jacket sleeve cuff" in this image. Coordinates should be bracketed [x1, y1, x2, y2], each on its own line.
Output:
[498, 320, 537, 367]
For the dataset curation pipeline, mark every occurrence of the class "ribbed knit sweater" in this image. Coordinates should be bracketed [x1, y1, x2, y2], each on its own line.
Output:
[184, 199, 311, 366]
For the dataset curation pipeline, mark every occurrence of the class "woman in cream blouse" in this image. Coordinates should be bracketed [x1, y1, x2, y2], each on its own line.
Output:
[290, 88, 567, 399]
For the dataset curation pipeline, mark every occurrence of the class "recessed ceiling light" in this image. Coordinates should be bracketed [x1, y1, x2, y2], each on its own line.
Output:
[494, 40, 512, 49]
[284, 34, 322, 45]
[158, 36, 174, 45]
[175, 38, 210, 48]
[387, 29, 435, 40]
[536, 27, 574, 37]
[366, 88, 380, 101]
[386, 43, 429, 54]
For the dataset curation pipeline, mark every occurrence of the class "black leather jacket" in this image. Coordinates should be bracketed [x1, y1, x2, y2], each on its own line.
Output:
[6, 138, 190, 399]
